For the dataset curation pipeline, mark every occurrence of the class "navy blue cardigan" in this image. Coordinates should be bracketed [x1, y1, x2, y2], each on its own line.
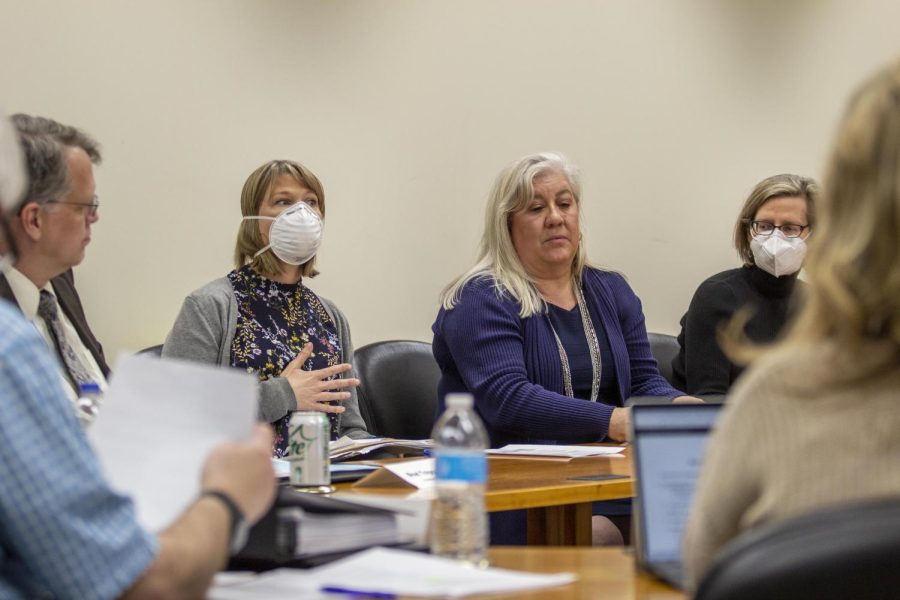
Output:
[432, 268, 683, 448]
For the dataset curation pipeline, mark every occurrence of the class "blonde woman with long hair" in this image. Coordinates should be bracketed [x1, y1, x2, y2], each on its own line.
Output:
[432, 152, 690, 544]
[683, 59, 900, 589]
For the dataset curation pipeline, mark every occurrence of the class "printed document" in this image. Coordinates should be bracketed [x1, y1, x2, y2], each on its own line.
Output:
[210, 546, 575, 598]
[89, 353, 257, 531]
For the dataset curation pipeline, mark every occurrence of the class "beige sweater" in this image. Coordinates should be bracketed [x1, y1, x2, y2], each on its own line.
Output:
[682, 342, 900, 590]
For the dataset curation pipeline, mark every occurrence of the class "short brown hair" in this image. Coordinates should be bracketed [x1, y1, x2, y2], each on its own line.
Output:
[733, 173, 819, 265]
[233, 160, 325, 278]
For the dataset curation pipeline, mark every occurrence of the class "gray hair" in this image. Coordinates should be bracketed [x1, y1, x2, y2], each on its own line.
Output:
[0, 114, 25, 212]
[15, 131, 69, 211]
[11, 114, 102, 164]
[439, 151, 588, 318]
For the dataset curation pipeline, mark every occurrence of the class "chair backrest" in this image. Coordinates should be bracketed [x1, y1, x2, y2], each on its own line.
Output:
[138, 344, 163, 356]
[647, 332, 679, 386]
[353, 340, 440, 439]
[695, 498, 900, 600]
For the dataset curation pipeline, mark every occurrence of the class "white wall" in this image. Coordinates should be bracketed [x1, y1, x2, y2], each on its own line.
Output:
[2, 0, 899, 359]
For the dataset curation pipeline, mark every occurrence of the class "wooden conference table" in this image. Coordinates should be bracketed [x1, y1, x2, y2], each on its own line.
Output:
[338, 447, 634, 546]
[483, 547, 684, 600]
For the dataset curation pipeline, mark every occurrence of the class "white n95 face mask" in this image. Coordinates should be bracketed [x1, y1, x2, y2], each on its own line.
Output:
[244, 201, 323, 265]
[750, 230, 807, 277]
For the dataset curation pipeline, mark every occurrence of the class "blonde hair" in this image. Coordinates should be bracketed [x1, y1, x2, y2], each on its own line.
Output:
[234, 159, 325, 278]
[733, 173, 819, 266]
[439, 151, 588, 318]
[773, 59, 900, 385]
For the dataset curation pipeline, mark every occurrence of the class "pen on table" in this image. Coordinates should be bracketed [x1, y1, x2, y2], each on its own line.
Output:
[320, 586, 397, 599]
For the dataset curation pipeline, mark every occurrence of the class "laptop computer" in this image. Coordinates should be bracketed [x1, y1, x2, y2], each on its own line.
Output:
[630, 401, 723, 589]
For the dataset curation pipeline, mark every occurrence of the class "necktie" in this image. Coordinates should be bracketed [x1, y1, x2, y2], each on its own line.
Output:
[37, 290, 94, 388]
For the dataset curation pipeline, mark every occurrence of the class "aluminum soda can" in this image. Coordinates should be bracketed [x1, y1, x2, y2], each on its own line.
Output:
[287, 411, 330, 487]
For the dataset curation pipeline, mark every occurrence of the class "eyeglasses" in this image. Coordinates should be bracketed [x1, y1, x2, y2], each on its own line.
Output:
[44, 198, 100, 218]
[744, 219, 809, 238]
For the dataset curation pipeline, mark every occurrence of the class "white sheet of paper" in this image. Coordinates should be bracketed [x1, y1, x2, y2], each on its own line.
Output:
[273, 458, 290, 478]
[88, 353, 257, 531]
[488, 444, 626, 458]
[208, 547, 576, 599]
[272, 459, 380, 479]
[383, 457, 435, 488]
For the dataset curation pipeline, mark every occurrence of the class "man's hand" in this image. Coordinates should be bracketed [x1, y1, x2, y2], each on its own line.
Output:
[201, 424, 276, 524]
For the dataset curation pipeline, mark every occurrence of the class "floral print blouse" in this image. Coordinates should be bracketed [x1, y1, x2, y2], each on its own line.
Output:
[228, 265, 342, 457]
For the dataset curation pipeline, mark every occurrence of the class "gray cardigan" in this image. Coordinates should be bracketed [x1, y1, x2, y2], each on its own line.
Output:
[162, 277, 369, 438]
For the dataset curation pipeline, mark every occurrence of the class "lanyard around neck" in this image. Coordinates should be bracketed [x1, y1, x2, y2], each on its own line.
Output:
[547, 284, 602, 402]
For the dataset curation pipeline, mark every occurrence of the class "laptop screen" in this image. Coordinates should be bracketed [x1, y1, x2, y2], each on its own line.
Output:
[632, 403, 722, 564]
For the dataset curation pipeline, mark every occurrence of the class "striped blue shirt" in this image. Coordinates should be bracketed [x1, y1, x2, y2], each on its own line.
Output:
[0, 300, 157, 599]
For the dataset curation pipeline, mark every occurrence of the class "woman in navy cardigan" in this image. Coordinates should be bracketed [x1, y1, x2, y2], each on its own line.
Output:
[432, 152, 690, 544]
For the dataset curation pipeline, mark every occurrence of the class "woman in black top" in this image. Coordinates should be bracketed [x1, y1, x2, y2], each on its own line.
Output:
[671, 174, 818, 395]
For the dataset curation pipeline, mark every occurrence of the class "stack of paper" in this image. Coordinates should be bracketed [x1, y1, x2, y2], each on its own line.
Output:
[237, 490, 408, 563]
[211, 547, 576, 598]
[283, 508, 400, 556]
[272, 459, 379, 482]
[330, 436, 433, 461]
[487, 444, 626, 459]
[331, 493, 431, 545]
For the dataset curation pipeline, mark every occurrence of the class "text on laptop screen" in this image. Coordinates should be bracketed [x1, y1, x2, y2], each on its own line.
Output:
[633, 404, 721, 564]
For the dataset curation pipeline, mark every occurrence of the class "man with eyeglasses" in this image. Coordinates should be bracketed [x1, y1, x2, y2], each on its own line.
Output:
[0, 114, 109, 419]
[0, 112, 277, 599]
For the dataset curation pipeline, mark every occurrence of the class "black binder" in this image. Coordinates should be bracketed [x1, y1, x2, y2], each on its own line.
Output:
[230, 486, 409, 570]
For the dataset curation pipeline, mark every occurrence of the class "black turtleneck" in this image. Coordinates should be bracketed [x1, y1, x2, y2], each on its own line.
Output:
[671, 265, 801, 395]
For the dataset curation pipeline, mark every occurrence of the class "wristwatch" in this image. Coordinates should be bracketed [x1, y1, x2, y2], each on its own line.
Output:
[202, 490, 250, 555]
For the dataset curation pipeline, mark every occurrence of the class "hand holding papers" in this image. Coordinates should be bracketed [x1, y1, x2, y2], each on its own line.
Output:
[89, 353, 257, 531]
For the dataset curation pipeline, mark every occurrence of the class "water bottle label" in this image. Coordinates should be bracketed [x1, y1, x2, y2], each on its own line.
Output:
[435, 451, 486, 483]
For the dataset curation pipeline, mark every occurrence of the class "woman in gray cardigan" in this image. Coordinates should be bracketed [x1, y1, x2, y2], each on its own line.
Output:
[163, 159, 369, 456]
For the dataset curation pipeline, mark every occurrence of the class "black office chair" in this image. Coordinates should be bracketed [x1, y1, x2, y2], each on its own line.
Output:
[138, 344, 163, 356]
[695, 497, 900, 600]
[353, 340, 441, 439]
[647, 332, 679, 386]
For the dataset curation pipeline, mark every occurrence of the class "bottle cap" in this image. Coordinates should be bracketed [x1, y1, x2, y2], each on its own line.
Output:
[78, 382, 102, 394]
[445, 393, 473, 409]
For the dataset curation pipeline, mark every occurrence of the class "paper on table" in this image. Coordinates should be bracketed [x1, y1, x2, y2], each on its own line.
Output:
[488, 444, 626, 459]
[330, 435, 434, 461]
[89, 353, 257, 531]
[353, 457, 435, 489]
[272, 458, 380, 479]
[273, 458, 290, 479]
[209, 547, 576, 599]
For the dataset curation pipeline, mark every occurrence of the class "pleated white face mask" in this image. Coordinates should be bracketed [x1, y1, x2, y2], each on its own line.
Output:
[750, 230, 807, 277]
[244, 201, 323, 265]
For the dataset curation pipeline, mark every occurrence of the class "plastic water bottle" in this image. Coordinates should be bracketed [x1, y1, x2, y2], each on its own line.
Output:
[76, 381, 103, 427]
[430, 393, 489, 566]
